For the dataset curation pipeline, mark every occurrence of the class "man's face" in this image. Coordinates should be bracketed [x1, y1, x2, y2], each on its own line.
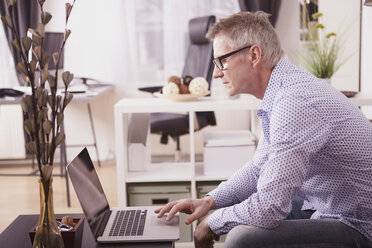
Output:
[212, 36, 253, 96]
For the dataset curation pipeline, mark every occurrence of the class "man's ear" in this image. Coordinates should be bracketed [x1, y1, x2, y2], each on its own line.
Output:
[250, 45, 262, 68]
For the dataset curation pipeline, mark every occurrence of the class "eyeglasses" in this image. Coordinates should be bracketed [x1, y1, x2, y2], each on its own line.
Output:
[212, 45, 252, 71]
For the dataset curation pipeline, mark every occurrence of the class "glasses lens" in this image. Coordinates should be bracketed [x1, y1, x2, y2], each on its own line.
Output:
[213, 59, 223, 70]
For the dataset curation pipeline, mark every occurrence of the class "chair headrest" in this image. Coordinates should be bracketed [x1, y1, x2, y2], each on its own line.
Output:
[189, 15, 216, 44]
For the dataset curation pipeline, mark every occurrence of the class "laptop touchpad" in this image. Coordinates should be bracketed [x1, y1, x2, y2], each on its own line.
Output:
[151, 215, 179, 226]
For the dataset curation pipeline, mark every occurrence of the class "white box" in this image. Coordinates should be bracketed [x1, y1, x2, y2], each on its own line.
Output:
[128, 113, 151, 171]
[203, 130, 256, 177]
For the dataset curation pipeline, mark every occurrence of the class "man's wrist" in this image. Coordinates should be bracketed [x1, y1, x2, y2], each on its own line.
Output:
[203, 196, 216, 210]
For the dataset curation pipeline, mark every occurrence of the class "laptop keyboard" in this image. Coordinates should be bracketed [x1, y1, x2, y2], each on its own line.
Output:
[109, 210, 147, 237]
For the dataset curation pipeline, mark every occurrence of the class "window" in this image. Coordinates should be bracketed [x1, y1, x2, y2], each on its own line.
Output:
[128, 0, 239, 86]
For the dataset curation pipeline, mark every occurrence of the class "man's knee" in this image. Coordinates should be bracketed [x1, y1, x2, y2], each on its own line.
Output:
[224, 225, 263, 248]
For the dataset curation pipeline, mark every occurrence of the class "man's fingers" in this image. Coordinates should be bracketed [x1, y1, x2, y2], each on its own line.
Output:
[185, 208, 204, 224]
[166, 200, 189, 221]
[154, 207, 162, 214]
[185, 213, 198, 225]
[156, 201, 177, 218]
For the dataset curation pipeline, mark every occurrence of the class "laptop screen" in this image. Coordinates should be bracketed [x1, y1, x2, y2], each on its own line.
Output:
[66, 148, 111, 238]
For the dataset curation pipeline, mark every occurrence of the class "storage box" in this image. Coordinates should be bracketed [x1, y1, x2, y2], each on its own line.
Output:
[203, 130, 256, 177]
[128, 113, 151, 171]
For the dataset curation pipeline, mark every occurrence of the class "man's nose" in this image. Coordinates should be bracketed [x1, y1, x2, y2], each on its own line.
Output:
[213, 67, 223, 79]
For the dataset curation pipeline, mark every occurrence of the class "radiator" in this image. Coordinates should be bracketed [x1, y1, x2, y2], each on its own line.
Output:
[0, 105, 26, 159]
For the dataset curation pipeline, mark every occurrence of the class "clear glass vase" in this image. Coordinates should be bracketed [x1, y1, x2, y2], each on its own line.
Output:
[33, 178, 64, 248]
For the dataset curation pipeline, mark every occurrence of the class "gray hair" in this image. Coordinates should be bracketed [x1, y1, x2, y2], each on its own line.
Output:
[206, 11, 283, 68]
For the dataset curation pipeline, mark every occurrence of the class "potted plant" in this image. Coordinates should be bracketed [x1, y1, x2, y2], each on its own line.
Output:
[299, 12, 346, 81]
[1, 0, 76, 247]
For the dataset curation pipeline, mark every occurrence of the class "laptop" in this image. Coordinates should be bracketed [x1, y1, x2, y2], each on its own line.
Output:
[66, 148, 179, 243]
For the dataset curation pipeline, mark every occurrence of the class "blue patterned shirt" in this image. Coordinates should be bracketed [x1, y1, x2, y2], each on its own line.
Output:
[207, 59, 372, 241]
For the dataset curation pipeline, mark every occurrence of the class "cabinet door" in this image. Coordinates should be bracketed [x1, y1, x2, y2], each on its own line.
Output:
[127, 183, 192, 242]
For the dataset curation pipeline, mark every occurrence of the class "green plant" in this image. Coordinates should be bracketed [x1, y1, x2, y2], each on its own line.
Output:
[300, 12, 345, 79]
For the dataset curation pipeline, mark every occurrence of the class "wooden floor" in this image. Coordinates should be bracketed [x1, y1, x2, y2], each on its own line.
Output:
[0, 161, 118, 234]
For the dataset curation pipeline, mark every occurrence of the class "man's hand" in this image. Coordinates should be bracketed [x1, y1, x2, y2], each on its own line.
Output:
[155, 196, 215, 224]
[194, 216, 220, 248]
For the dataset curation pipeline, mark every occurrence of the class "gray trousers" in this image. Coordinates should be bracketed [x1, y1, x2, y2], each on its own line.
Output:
[224, 197, 372, 248]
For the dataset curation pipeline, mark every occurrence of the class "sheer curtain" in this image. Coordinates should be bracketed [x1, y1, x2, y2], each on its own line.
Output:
[0, 15, 25, 159]
[123, 0, 240, 88]
[0, 25, 17, 88]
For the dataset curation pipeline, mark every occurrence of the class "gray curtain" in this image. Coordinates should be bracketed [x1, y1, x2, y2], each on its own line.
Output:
[0, 0, 38, 84]
[238, 0, 282, 27]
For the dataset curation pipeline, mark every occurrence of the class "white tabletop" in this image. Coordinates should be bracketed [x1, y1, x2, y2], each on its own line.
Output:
[115, 95, 262, 113]
[0, 84, 114, 105]
[114, 92, 372, 114]
[348, 93, 372, 106]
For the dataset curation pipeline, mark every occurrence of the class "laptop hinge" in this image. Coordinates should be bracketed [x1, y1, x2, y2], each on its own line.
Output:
[96, 209, 112, 240]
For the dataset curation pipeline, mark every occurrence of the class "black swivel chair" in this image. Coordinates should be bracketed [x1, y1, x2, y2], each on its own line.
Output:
[142, 15, 217, 160]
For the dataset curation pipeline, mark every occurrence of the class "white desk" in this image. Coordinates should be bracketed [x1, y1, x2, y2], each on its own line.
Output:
[348, 93, 372, 106]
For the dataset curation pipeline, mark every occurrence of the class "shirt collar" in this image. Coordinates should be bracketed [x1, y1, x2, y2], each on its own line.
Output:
[259, 58, 291, 114]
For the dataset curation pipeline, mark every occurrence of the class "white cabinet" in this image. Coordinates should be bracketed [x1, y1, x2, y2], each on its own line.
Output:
[114, 95, 262, 207]
[114, 93, 372, 207]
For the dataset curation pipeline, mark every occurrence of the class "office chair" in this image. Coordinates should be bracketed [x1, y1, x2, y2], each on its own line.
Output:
[143, 15, 217, 161]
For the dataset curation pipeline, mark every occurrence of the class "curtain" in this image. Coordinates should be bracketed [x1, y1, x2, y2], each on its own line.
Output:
[123, 0, 240, 88]
[238, 0, 282, 27]
[0, 0, 38, 85]
[0, 21, 16, 88]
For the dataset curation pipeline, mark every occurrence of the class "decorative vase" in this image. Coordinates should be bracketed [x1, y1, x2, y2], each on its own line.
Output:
[33, 178, 64, 248]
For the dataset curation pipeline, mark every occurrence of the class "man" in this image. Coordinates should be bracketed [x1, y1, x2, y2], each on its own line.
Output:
[156, 11, 372, 248]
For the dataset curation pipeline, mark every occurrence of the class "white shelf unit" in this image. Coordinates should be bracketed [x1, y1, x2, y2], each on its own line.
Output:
[114, 93, 372, 206]
[114, 95, 263, 206]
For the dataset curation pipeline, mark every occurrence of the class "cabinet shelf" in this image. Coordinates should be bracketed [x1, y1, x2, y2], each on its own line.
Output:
[195, 162, 231, 181]
[126, 162, 193, 183]
[125, 162, 233, 183]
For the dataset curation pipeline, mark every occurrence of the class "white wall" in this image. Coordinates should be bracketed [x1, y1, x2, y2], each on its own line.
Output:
[275, 0, 300, 64]
[318, 0, 361, 91]
[361, 1, 372, 118]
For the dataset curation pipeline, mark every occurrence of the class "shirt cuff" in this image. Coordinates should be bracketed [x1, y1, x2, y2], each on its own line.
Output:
[208, 208, 232, 235]
[206, 186, 230, 209]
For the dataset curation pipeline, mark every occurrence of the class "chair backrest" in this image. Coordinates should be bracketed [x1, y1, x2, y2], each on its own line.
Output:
[182, 15, 217, 126]
[182, 15, 215, 86]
